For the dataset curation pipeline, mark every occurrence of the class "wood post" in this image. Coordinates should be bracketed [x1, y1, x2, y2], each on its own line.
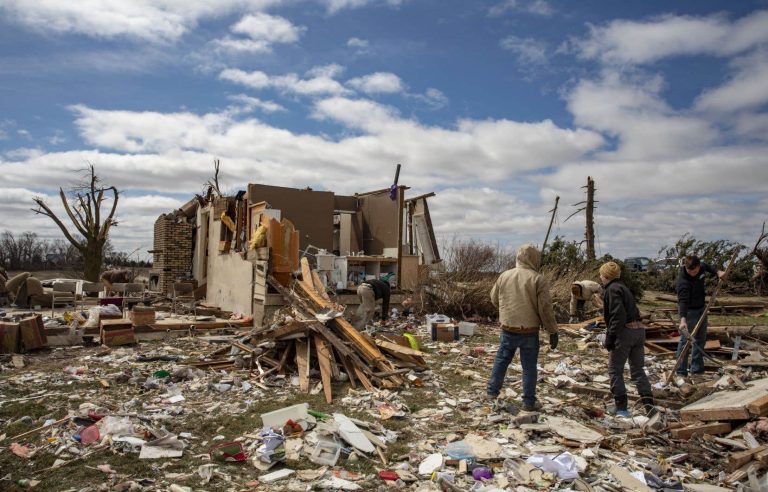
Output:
[585, 177, 595, 261]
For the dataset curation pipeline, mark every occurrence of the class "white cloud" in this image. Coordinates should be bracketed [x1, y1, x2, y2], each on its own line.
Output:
[575, 10, 768, 65]
[219, 67, 351, 97]
[696, 52, 768, 113]
[232, 12, 304, 44]
[489, 0, 555, 17]
[227, 94, 286, 113]
[321, 0, 405, 14]
[567, 71, 717, 160]
[500, 36, 548, 65]
[347, 72, 403, 94]
[213, 12, 305, 53]
[347, 37, 370, 53]
[0, 0, 284, 43]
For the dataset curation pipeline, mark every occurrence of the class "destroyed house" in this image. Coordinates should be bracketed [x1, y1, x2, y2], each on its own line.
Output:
[150, 183, 440, 327]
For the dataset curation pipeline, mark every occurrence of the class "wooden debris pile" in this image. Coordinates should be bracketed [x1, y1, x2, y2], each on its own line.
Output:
[181, 258, 426, 403]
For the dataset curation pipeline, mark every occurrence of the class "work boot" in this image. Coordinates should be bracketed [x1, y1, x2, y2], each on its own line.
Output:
[606, 405, 631, 418]
[640, 395, 656, 416]
[521, 401, 541, 412]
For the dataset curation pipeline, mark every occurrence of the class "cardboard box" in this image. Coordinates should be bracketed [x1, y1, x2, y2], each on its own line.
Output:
[19, 315, 47, 351]
[0, 321, 20, 354]
[101, 319, 136, 346]
[130, 307, 156, 326]
[433, 323, 458, 342]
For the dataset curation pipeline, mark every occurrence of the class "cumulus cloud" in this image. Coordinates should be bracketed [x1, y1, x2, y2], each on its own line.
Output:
[213, 12, 306, 53]
[219, 66, 351, 97]
[346, 72, 403, 94]
[566, 71, 717, 160]
[0, 0, 284, 43]
[574, 10, 768, 65]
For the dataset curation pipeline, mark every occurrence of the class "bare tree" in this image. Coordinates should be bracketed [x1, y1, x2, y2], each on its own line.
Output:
[31, 165, 119, 281]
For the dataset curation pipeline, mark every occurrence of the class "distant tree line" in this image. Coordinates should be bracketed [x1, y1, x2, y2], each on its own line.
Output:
[0, 230, 151, 271]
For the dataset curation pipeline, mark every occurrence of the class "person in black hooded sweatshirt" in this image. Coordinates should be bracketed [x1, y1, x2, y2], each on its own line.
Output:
[675, 255, 726, 377]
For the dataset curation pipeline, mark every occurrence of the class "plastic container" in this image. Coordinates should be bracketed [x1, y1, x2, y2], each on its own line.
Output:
[310, 438, 341, 466]
[425, 314, 451, 329]
[458, 322, 477, 336]
[445, 441, 475, 462]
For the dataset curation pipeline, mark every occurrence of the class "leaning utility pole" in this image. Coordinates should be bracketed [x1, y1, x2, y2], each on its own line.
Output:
[585, 177, 596, 261]
[542, 195, 559, 254]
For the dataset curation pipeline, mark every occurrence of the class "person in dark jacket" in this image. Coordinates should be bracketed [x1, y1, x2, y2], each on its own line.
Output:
[353, 279, 390, 330]
[675, 255, 726, 376]
[600, 262, 654, 417]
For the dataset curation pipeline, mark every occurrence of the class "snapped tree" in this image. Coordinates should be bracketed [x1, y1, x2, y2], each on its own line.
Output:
[31, 165, 119, 281]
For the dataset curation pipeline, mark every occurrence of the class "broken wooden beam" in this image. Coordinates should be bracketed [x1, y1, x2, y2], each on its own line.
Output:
[670, 422, 732, 440]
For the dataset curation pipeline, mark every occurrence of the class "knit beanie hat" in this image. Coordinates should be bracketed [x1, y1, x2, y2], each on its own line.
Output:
[599, 261, 621, 281]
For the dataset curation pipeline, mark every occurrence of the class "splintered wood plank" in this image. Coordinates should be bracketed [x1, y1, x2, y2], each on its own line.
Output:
[670, 422, 732, 440]
[374, 339, 425, 357]
[727, 445, 768, 472]
[311, 270, 331, 301]
[681, 377, 768, 422]
[300, 257, 316, 294]
[295, 338, 310, 393]
[353, 366, 375, 392]
[339, 352, 358, 389]
[297, 280, 387, 365]
[314, 334, 334, 404]
[748, 394, 768, 417]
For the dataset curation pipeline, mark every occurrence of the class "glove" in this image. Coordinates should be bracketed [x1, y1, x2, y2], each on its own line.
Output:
[549, 333, 559, 350]
[679, 317, 689, 337]
[603, 336, 615, 351]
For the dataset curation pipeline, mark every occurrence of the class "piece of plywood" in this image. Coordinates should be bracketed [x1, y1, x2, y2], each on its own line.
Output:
[671, 422, 732, 440]
[314, 334, 333, 404]
[295, 338, 310, 393]
[547, 416, 603, 444]
[681, 377, 768, 422]
[358, 190, 399, 255]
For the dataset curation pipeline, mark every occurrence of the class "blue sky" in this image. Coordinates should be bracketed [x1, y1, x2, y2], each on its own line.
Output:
[1, 0, 767, 261]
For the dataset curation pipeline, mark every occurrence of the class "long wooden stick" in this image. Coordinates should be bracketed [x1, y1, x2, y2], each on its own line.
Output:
[666, 249, 739, 383]
[4, 416, 70, 442]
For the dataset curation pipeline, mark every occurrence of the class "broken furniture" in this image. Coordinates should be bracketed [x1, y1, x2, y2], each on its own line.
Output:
[50, 281, 77, 316]
[78, 281, 104, 310]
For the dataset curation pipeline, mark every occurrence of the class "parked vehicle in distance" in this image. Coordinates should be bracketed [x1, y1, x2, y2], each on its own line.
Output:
[649, 257, 680, 274]
[624, 257, 652, 272]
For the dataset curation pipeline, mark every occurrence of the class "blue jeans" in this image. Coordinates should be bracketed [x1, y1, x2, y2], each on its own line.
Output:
[486, 331, 539, 406]
[675, 307, 708, 375]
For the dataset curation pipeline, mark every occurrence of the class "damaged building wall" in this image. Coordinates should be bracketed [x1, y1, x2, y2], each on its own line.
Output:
[204, 205, 254, 315]
[150, 214, 193, 294]
[247, 184, 335, 253]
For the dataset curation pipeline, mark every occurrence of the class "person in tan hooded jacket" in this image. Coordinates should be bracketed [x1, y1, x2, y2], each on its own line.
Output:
[487, 244, 559, 411]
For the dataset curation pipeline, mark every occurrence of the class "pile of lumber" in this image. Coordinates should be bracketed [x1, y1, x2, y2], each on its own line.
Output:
[676, 377, 768, 484]
[185, 259, 425, 403]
